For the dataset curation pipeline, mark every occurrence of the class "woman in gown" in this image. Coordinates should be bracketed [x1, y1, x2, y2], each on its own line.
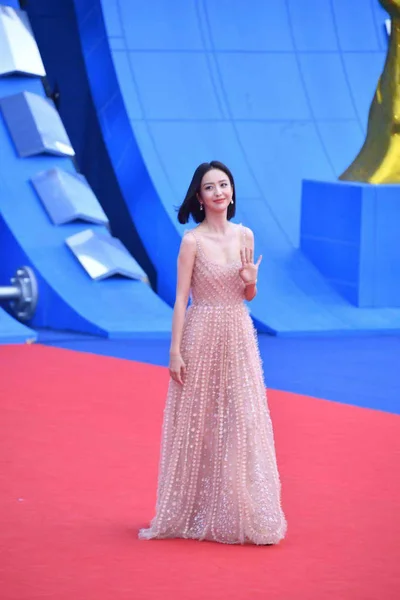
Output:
[139, 161, 287, 545]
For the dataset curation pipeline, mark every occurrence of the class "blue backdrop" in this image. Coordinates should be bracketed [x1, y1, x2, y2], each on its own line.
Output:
[21, 0, 400, 335]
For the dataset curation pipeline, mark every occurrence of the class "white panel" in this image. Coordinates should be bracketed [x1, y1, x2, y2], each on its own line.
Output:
[0, 5, 45, 77]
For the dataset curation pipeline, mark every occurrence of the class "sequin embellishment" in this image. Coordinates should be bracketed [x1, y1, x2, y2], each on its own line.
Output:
[138, 225, 287, 545]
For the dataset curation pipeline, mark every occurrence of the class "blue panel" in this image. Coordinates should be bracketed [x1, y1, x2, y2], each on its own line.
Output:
[302, 237, 360, 291]
[332, 0, 381, 51]
[205, 0, 293, 51]
[66, 229, 147, 281]
[300, 180, 362, 304]
[146, 121, 260, 200]
[0, 74, 43, 98]
[342, 52, 385, 130]
[297, 53, 357, 119]
[118, 0, 203, 50]
[0, 91, 74, 157]
[101, 0, 123, 37]
[128, 52, 223, 120]
[0, 5, 45, 77]
[109, 37, 125, 51]
[217, 53, 310, 120]
[129, 121, 177, 206]
[370, 0, 390, 50]
[373, 187, 400, 306]
[317, 121, 365, 176]
[235, 121, 334, 245]
[0, 0, 173, 339]
[84, 40, 120, 110]
[0, 306, 36, 344]
[287, 0, 338, 51]
[1, 1, 20, 8]
[97, 84, 130, 147]
[111, 50, 143, 120]
[81, 0, 400, 334]
[301, 181, 400, 308]
[301, 181, 362, 245]
[357, 188, 375, 305]
[31, 167, 109, 226]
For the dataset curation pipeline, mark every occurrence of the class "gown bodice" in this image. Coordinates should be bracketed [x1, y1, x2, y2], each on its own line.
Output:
[187, 228, 246, 308]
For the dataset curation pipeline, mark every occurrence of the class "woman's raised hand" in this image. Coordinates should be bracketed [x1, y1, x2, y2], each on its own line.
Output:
[169, 352, 186, 385]
[239, 246, 262, 286]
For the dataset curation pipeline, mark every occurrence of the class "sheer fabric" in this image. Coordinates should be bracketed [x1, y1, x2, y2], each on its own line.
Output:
[139, 226, 287, 544]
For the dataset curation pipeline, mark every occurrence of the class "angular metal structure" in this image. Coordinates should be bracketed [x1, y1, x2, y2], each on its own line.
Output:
[0, 91, 74, 157]
[65, 229, 148, 281]
[31, 167, 109, 226]
[0, 5, 45, 77]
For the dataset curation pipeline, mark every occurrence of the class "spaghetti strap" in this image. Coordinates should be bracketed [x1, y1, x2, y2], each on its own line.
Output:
[184, 229, 200, 256]
[240, 223, 247, 249]
[189, 225, 246, 259]
[183, 228, 198, 245]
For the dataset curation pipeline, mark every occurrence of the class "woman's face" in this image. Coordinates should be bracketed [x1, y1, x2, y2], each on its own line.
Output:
[198, 169, 233, 214]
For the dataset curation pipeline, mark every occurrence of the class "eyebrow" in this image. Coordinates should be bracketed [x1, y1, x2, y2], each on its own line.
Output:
[202, 178, 228, 187]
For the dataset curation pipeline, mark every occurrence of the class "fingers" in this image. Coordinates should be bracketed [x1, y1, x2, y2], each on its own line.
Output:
[240, 247, 246, 268]
[169, 362, 186, 385]
[170, 370, 182, 384]
[179, 363, 186, 385]
[241, 247, 257, 265]
[240, 248, 260, 277]
[241, 247, 250, 265]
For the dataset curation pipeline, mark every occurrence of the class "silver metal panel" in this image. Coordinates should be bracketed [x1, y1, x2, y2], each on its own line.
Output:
[0, 91, 74, 157]
[0, 5, 45, 77]
[31, 167, 109, 226]
[65, 229, 148, 282]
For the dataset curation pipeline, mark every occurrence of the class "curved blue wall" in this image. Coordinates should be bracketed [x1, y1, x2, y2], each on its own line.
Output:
[30, 0, 400, 334]
[98, 0, 400, 334]
[0, 3, 172, 339]
[0, 0, 37, 343]
[103, 0, 387, 237]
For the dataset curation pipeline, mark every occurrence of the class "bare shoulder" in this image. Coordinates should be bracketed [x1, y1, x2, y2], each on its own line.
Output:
[180, 230, 197, 255]
[241, 225, 254, 244]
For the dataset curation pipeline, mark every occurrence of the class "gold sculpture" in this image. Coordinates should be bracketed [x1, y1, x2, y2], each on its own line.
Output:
[339, 0, 400, 183]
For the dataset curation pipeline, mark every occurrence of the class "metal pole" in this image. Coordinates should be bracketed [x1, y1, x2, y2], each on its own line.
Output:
[0, 286, 21, 300]
[0, 266, 38, 321]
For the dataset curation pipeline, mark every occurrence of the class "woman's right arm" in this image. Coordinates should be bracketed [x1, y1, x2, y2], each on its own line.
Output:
[169, 233, 196, 384]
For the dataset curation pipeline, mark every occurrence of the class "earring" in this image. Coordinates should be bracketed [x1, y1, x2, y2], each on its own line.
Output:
[200, 204, 203, 211]
[230, 199, 234, 204]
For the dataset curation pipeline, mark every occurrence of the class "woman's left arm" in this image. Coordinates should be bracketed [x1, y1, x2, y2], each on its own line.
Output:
[244, 281, 257, 302]
[240, 227, 262, 302]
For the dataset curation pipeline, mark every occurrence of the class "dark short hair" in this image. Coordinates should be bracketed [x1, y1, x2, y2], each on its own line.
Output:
[177, 161, 236, 224]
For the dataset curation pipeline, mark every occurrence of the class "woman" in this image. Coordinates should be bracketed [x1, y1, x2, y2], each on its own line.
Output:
[139, 161, 287, 545]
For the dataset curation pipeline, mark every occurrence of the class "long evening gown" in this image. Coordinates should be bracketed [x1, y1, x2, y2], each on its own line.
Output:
[138, 225, 287, 545]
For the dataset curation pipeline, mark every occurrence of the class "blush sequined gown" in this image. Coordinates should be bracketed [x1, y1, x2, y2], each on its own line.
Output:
[138, 225, 287, 545]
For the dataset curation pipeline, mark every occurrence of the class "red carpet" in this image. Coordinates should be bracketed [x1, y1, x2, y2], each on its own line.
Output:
[0, 344, 399, 599]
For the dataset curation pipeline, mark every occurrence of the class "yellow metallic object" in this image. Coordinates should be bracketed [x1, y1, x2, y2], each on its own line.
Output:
[339, 0, 400, 183]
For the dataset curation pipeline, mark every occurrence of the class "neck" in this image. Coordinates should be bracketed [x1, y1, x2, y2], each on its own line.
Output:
[203, 211, 230, 234]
